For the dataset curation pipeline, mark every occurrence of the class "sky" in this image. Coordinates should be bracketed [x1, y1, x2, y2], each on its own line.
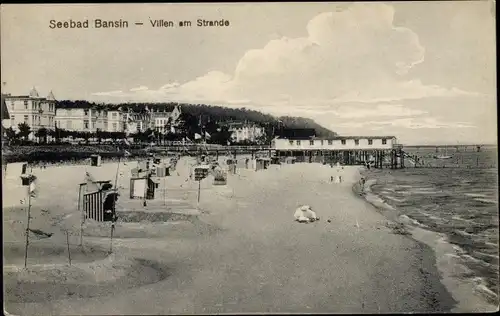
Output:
[1, 2, 496, 145]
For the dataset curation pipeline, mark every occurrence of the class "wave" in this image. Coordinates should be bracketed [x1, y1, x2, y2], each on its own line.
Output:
[465, 193, 489, 198]
[473, 198, 498, 204]
[383, 195, 406, 203]
[356, 171, 499, 308]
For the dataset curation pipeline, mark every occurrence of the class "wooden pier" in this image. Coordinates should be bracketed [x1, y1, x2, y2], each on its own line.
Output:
[142, 142, 493, 170]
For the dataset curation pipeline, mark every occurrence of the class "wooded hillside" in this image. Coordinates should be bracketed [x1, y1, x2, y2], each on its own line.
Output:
[56, 101, 338, 137]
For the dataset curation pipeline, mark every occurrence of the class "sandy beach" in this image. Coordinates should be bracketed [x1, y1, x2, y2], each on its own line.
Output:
[3, 157, 485, 314]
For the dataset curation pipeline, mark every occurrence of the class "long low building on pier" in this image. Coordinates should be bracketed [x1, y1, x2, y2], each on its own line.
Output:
[272, 135, 397, 150]
[271, 135, 403, 168]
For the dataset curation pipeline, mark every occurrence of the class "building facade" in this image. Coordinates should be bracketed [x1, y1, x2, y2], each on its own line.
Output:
[150, 106, 182, 134]
[55, 107, 109, 132]
[2, 88, 57, 137]
[125, 112, 150, 134]
[106, 110, 126, 132]
[228, 122, 265, 143]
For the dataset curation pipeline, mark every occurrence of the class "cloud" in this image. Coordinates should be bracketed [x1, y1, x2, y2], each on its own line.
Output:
[90, 2, 484, 141]
[328, 104, 427, 118]
[92, 3, 479, 109]
[91, 90, 123, 96]
[130, 86, 148, 92]
[335, 117, 477, 129]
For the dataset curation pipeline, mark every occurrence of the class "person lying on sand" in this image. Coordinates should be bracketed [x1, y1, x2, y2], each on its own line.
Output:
[294, 205, 320, 223]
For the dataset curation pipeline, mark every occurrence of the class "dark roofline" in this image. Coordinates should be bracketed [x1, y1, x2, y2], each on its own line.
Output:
[277, 136, 396, 140]
[4, 95, 45, 99]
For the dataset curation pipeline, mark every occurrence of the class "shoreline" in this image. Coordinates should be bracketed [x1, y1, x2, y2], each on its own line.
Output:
[353, 168, 498, 312]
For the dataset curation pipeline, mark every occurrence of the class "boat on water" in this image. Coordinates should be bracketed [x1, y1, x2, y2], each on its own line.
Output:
[433, 147, 453, 159]
[434, 155, 453, 159]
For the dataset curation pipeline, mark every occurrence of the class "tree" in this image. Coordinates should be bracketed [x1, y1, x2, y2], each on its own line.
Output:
[96, 128, 103, 144]
[178, 112, 200, 140]
[35, 127, 48, 144]
[209, 126, 233, 145]
[81, 132, 92, 144]
[4, 127, 18, 144]
[17, 122, 31, 141]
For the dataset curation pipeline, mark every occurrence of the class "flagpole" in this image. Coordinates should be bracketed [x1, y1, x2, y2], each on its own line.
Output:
[24, 182, 32, 268]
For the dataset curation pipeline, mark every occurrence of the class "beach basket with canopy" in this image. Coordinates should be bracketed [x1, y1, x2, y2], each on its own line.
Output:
[212, 167, 227, 185]
[255, 157, 271, 171]
[271, 157, 281, 165]
[90, 154, 101, 167]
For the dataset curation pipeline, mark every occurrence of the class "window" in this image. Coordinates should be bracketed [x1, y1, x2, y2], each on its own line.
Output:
[341, 139, 346, 145]
[382, 139, 387, 145]
[10, 102, 14, 110]
[309, 140, 314, 145]
[328, 140, 333, 145]
[11, 115, 15, 125]
[320, 140, 324, 146]
[289, 140, 294, 145]
[66, 120, 72, 129]
[84, 110, 89, 116]
[355, 139, 359, 145]
[368, 139, 373, 145]
[297, 140, 301, 145]
[24, 101, 28, 109]
[24, 115, 29, 123]
[112, 113, 117, 119]
[84, 120, 89, 129]
[113, 123, 117, 131]
[32, 102, 36, 110]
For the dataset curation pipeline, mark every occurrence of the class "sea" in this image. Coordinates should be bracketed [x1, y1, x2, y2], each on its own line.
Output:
[366, 146, 498, 303]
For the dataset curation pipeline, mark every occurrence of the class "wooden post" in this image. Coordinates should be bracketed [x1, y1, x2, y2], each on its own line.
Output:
[400, 149, 405, 169]
[197, 179, 201, 205]
[78, 184, 84, 247]
[24, 185, 32, 268]
[109, 222, 115, 253]
[66, 230, 72, 266]
[163, 177, 167, 206]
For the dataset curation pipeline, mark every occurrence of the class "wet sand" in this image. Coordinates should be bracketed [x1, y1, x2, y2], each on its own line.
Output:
[4, 158, 459, 314]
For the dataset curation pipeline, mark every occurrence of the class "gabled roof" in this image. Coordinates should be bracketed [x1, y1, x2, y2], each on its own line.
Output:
[47, 90, 56, 101]
[1, 95, 10, 119]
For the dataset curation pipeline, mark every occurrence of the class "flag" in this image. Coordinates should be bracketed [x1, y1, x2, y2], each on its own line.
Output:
[194, 133, 202, 140]
[84, 171, 100, 192]
[204, 131, 211, 139]
[23, 174, 38, 198]
[30, 178, 38, 197]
